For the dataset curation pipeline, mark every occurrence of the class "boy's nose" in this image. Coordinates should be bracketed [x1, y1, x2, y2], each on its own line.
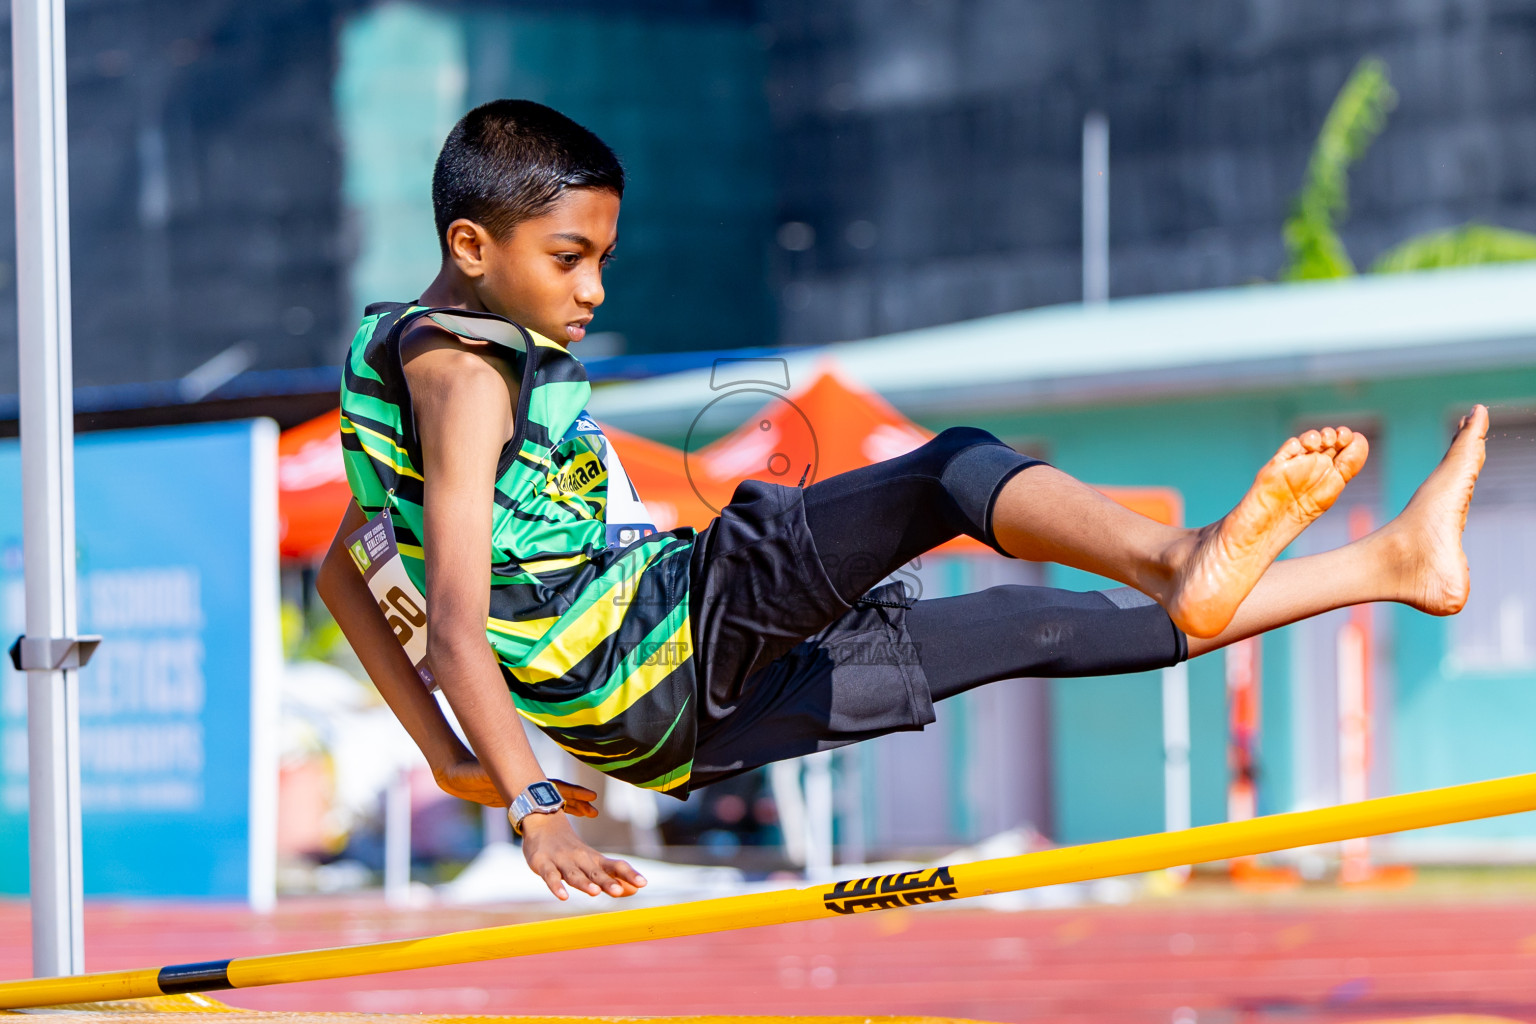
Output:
[575, 271, 604, 308]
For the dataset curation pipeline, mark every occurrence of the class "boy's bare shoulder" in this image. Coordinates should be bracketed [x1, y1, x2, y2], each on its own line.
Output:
[399, 319, 519, 429]
[400, 317, 503, 373]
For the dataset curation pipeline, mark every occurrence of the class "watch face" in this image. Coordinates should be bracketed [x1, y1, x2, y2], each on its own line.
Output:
[528, 781, 562, 809]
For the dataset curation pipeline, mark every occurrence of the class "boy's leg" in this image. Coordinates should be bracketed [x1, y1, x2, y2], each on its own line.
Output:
[690, 410, 1483, 786]
[797, 419, 1380, 640]
[990, 423, 1376, 639]
[907, 585, 1187, 700]
[913, 403, 1487, 696]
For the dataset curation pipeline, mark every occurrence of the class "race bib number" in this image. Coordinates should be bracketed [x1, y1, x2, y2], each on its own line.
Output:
[346, 509, 436, 691]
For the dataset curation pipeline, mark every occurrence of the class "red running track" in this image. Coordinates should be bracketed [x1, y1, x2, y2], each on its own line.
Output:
[4, 893, 1536, 1022]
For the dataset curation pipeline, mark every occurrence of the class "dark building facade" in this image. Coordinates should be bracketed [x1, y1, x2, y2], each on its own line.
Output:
[0, 0, 1532, 402]
[0, 0, 347, 397]
[762, 0, 1536, 346]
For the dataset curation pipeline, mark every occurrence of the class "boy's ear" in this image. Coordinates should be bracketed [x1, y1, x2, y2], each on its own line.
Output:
[444, 219, 493, 278]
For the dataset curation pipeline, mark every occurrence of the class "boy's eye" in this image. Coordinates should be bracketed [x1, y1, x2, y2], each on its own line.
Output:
[599, 252, 616, 267]
[554, 252, 580, 266]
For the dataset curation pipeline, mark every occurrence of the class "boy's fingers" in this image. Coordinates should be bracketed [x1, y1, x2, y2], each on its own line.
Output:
[562, 862, 603, 897]
[585, 860, 627, 897]
[552, 780, 598, 800]
[587, 868, 621, 897]
[603, 868, 640, 896]
[604, 856, 648, 888]
[538, 865, 568, 901]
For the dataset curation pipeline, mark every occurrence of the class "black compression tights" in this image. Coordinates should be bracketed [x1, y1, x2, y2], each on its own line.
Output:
[799, 428, 1188, 700]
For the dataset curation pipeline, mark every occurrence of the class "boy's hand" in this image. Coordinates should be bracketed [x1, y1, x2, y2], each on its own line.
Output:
[520, 812, 647, 900]
[549, 779, 601, 819]
[433, 759, 601, 819]
[433, 757, 507, 807]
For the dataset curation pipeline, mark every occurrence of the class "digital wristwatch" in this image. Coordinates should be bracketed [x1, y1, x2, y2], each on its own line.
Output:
[509, 780, 564, 836]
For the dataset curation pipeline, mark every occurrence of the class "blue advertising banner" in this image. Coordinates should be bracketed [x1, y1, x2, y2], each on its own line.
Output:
[0, 420, 278, 903]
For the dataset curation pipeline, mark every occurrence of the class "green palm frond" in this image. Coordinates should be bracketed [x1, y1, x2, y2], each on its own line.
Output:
[1372, 223, 1536, 273]
[1281, 57, 1397, 281]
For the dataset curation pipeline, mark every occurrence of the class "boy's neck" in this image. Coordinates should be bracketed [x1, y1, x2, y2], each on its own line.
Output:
[417, 265, 484, 312]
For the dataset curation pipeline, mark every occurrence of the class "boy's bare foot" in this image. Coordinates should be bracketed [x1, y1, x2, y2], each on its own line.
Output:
[1165, 426, 1370, 638]
[1380, 405, 1488, 615]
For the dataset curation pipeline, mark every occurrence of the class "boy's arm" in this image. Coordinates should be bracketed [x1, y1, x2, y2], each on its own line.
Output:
[317, 501, 539, 807]
[316, 501, 473, 780]
[403, 329, 644, 901]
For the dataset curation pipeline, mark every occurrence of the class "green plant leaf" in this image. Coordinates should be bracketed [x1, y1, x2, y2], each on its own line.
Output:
[1281, 57, 1397, 281]
[1371, 223, 1536, 273]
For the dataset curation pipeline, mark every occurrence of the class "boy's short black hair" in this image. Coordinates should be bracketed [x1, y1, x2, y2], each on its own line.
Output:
[431, 99, 624, 256]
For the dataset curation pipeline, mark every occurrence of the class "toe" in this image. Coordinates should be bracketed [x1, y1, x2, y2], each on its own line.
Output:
[1453, 407, 1490, 447]
[1279, 437, 1305, 459]
[1338, 434, 1370, 480]
[1320, 427, 1338, 449]
[1300, 430, 1323, 452]
[1337, 426, 1354, 449]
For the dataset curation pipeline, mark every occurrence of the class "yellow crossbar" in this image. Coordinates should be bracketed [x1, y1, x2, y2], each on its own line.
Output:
[4, 770, 1536, 1011]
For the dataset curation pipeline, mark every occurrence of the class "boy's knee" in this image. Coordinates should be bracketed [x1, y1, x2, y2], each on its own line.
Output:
[927, 426, 1007, 462]
[929, 427, 1041, 548]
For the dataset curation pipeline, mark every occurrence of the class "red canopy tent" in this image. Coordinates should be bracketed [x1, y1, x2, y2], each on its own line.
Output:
[276, 361, 1180, 562]
[278, 408, 352, 561]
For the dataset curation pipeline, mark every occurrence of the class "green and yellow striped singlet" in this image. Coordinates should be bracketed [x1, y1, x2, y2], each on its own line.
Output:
[339, 302, 699, 795]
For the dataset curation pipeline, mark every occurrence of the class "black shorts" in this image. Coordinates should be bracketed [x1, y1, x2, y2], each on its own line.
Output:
[680, 430, 1185, 792]
[686, 480, 935, 790]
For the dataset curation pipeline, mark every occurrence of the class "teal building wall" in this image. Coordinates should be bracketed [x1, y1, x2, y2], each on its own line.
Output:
[336, 3, 773, 355]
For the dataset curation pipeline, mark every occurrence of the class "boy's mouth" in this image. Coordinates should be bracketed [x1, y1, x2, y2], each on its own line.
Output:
[565, 318, 591, 342]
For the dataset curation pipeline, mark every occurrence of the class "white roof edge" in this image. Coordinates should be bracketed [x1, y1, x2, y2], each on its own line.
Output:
[591, 263, 1536, 427]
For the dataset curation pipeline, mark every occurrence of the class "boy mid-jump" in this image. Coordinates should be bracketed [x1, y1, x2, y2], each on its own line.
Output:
[318, 100, 1487, 902]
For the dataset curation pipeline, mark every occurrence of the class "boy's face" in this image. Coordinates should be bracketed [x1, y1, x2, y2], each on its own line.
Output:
[450, 188, 620, 346]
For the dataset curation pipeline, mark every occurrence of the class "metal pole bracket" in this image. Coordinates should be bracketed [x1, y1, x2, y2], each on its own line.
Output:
[8, 635, 101, 672]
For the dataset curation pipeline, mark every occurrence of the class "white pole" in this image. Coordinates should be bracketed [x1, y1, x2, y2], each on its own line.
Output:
[803, 750, 834, 883]
[12, 0, 84, 977]
[1337, 622, 1371, 880]
[1162, 663, 1191, 835]
[383, 770, 412, 907]
[1082, 111, 1110, 304]
[837, 747, 866, 869]
[769, 760, 807, 867]
[247, 421, 280, 913]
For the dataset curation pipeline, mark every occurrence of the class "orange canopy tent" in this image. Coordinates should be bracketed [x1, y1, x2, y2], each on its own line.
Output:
[277, 362, 1180, 562]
